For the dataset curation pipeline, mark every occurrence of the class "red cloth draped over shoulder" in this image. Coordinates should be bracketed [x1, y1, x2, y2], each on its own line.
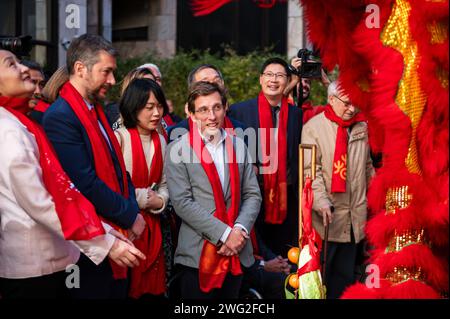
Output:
[0, 96, 105, 240]
[258, 92, 288, 224]
[188, 118, 242, 292]
[128, 128, 166, 297]
[59, 81, 130, 279]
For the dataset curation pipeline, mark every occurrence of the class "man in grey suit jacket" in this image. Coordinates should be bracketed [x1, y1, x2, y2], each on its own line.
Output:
[164, 81, 261, 299]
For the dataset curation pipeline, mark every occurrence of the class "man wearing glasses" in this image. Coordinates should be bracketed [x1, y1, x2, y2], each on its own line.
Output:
[165, 81, 261, 298]
[301, 81, 375, 298]
[228, 57, 302, 258]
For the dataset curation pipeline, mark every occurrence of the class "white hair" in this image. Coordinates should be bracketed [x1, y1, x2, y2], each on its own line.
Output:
[327, 80, 341, 98]
[138, 63, 161, 77]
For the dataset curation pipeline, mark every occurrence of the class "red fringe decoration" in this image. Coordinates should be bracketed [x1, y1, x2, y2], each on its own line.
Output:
[300, 0, 449, 298]
[190, 0, 233, 16]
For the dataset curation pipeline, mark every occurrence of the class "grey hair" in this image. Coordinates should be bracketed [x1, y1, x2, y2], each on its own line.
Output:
[137, 63, 161, 77]
[327, 80, 341, 98]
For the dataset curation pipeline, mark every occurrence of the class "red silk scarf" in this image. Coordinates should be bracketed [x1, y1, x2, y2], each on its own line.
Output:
[188, 118, 242, 292]
[258, 92, 288, 224]
[163, 114, 174, 127]
[0, 97, 105, 240]
[323, 105, 365, 193]
[128, 128, 166, 298]
[59, 81, 130, 279]
[34, 99, 50, 113]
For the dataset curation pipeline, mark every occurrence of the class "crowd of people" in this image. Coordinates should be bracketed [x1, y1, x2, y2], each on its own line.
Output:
[0, 33, 374, 300]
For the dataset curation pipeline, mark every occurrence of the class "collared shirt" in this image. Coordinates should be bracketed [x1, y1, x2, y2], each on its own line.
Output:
[84, 99, 112, 150]
[199, 128, 248, 243]
[202, 129, 227, 191]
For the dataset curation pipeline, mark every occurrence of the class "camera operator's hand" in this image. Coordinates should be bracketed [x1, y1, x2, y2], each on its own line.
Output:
[284, 57, 302, 97]
[321, 68, 331, 87]
[290, 57, 302, 71]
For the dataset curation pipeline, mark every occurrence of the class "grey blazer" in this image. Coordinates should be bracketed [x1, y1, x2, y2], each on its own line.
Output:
[164, 133, 261, 269]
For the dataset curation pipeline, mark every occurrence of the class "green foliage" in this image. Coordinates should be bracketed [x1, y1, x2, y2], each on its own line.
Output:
[109, 49, 331, 117]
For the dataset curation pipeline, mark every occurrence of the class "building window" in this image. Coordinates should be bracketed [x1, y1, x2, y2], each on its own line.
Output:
[177, 0, 287, 55]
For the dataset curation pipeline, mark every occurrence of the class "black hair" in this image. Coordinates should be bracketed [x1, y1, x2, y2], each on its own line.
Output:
[260, 57, 291, 77]
[119, 78, 169, 128]
[20, 59, 43, 74]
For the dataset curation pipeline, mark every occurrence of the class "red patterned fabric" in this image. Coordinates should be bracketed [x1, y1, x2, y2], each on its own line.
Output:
[128, 128, 166, 298]
[323, 104, 365, 193]
[59, 81, 130, 279]
[0, 97, 105, 241]
[188, 118, 242, 292]
[258, 92, 288, 224]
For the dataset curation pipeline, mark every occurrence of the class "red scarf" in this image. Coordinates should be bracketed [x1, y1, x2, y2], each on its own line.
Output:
[0, 97, 105, 240]
[163, 114, 175, 127]
[59, 81, 130, 279]
[324, 104, 365, 193]
[258, 92, 288, 224]
[188, 118, 242, 292]
[128, 128, 166, 298]
[34, 99, 50, 113]
[223, 116, 236, 136]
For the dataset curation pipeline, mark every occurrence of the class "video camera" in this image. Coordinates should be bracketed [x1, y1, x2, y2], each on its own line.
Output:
[289, 48, 322, 78]
[0, 35, 33, 57]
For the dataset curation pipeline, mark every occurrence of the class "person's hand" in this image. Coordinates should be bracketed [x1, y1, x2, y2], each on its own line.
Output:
[128, 213, 146, 241]
[108, 238, 146, 268]
[290, 57, 302, 70]
[109, 228, 133, 246]
[221, 227, 249, 255]
[318, 206, 333, 227]
[217, 243, 236, 256]
[321, 68, 331, 87]
[146, 189, 164, 211]
[264, 256, 291, 274]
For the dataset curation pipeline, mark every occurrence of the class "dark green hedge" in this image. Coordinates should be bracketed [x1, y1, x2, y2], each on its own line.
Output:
[108, 49, 330, 117]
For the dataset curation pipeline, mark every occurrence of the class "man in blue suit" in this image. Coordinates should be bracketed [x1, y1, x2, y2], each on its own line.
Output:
[228, 57, 303, 257]
[43, 34, 146, 299]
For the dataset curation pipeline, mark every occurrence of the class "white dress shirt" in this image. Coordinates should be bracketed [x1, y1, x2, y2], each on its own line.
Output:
[200, 129, 248, 244]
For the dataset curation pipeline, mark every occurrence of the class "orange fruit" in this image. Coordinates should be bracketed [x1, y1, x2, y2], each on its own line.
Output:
[288, 274, 299, 289]
[287, 247, 300, 264]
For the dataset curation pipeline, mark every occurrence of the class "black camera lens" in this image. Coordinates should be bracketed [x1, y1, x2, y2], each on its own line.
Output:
[0, 35, 33, 56]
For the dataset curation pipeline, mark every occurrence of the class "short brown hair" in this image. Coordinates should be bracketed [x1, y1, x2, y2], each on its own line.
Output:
[41, 66, 69, 103]
[187, 81, 227, 114]
[66, 34, 118, 75]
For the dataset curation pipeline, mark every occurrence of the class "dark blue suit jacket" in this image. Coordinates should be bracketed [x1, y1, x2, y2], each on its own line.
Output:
[166, 116, 247, 144]
[228, 98, 302, 188]
[42, 96, 139, 229]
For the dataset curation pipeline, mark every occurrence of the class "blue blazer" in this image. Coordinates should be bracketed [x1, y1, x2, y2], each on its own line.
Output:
[42, 97, 139, 229]
[228, 98, 302, 188]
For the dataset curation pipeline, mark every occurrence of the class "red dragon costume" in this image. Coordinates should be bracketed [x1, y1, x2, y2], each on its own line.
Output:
[190, 0, 449, 298]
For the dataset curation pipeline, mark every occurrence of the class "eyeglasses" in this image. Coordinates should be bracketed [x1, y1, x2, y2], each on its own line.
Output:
[334, 95, 352, 107]
[262, 72, 287, 80]
[194, 104, 224, 116]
